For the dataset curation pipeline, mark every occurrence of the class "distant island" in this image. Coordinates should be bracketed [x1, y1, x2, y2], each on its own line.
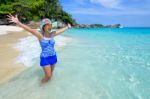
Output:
[73, 24, 121, 28]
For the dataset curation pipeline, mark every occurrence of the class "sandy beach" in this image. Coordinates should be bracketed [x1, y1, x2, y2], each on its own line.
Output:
[0, 26, 30, 85]
[0, 25, 72, 85]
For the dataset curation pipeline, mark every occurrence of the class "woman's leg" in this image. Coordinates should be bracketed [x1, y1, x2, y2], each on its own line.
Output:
[51, 64, 55, 73]
[41, 65, 52, 84]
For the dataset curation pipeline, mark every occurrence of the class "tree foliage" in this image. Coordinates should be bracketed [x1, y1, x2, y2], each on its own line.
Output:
[0, 0, 77, 25]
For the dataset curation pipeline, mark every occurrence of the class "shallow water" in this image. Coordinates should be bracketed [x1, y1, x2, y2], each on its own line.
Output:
[0, 28, 150, 99]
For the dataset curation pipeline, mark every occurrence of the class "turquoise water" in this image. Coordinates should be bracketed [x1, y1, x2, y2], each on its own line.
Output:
[0, 28, 150, 99]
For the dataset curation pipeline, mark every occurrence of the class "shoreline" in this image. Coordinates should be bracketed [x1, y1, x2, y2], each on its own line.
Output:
[0, 28, 30, 85]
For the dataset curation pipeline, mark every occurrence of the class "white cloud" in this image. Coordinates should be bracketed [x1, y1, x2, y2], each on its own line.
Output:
[90, 0, 121, 8]
[61, 0, 150, 16]
[69, 8, 150, 16]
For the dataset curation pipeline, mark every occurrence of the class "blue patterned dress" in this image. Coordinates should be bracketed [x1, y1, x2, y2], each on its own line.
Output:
[38, 31, 57, 66]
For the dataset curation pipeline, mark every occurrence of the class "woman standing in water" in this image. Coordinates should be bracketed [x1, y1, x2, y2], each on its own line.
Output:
[7, 14, 71, 84]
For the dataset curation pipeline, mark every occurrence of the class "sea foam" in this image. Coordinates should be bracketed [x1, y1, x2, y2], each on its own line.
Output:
[14, 34, 72, 67]
[0, 25, 23, 35]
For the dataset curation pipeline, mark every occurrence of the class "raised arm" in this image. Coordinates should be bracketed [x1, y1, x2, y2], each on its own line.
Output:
[53, 24, 71, 36]
[7, 14, 43, 40]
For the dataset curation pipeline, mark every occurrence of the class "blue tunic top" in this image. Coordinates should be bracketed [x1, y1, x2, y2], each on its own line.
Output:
[38, 30, 56, 58]
[39, 37, 56, 57]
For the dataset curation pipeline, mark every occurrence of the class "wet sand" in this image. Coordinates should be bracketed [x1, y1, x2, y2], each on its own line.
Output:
[0, 29, 30, 85]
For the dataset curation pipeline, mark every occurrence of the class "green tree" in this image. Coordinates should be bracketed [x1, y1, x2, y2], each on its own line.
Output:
[0, 0, 77, 25]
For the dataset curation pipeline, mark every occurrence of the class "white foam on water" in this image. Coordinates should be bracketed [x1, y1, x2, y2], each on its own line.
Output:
[14, 34, 72, 67]
[0, 25, 23, 35]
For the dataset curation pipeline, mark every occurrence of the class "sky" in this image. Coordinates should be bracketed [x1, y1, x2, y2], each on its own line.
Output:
[60, 0, 150, 27]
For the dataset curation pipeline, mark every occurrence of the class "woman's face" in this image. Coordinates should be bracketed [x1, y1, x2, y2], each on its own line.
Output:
[43, 23, 52, 32]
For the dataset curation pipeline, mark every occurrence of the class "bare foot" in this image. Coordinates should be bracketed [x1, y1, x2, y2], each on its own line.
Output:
[39, 78, 47, 86]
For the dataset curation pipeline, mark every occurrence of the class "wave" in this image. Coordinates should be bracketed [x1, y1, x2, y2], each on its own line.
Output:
[0, 25, 23, 35]
[14, 35, 72, 67]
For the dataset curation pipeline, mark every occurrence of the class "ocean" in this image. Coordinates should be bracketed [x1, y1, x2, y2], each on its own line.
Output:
[0, 28, 150, 99]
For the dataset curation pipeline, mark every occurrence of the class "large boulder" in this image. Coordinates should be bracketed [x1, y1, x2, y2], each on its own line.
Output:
[0, 19, 8, 25]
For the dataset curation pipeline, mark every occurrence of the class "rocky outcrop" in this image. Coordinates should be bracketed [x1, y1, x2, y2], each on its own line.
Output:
[27, 21, 40, 28]
[0, 14, 28, 25]
[104, 24, 121, 28]
[0, 14, 10, 25]
[0, 19, 9, 25]
[73, 24, 121, 28]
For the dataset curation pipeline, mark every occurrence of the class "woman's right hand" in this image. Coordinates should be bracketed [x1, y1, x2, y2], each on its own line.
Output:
[7, 14, 20, 24]
[7, 14, 43, 40]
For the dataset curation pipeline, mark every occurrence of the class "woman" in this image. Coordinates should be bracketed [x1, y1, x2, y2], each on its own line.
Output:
[7, 14, 71, 84]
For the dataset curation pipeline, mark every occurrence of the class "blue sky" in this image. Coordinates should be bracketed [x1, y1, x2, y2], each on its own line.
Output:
[60, 0, 150, 27]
